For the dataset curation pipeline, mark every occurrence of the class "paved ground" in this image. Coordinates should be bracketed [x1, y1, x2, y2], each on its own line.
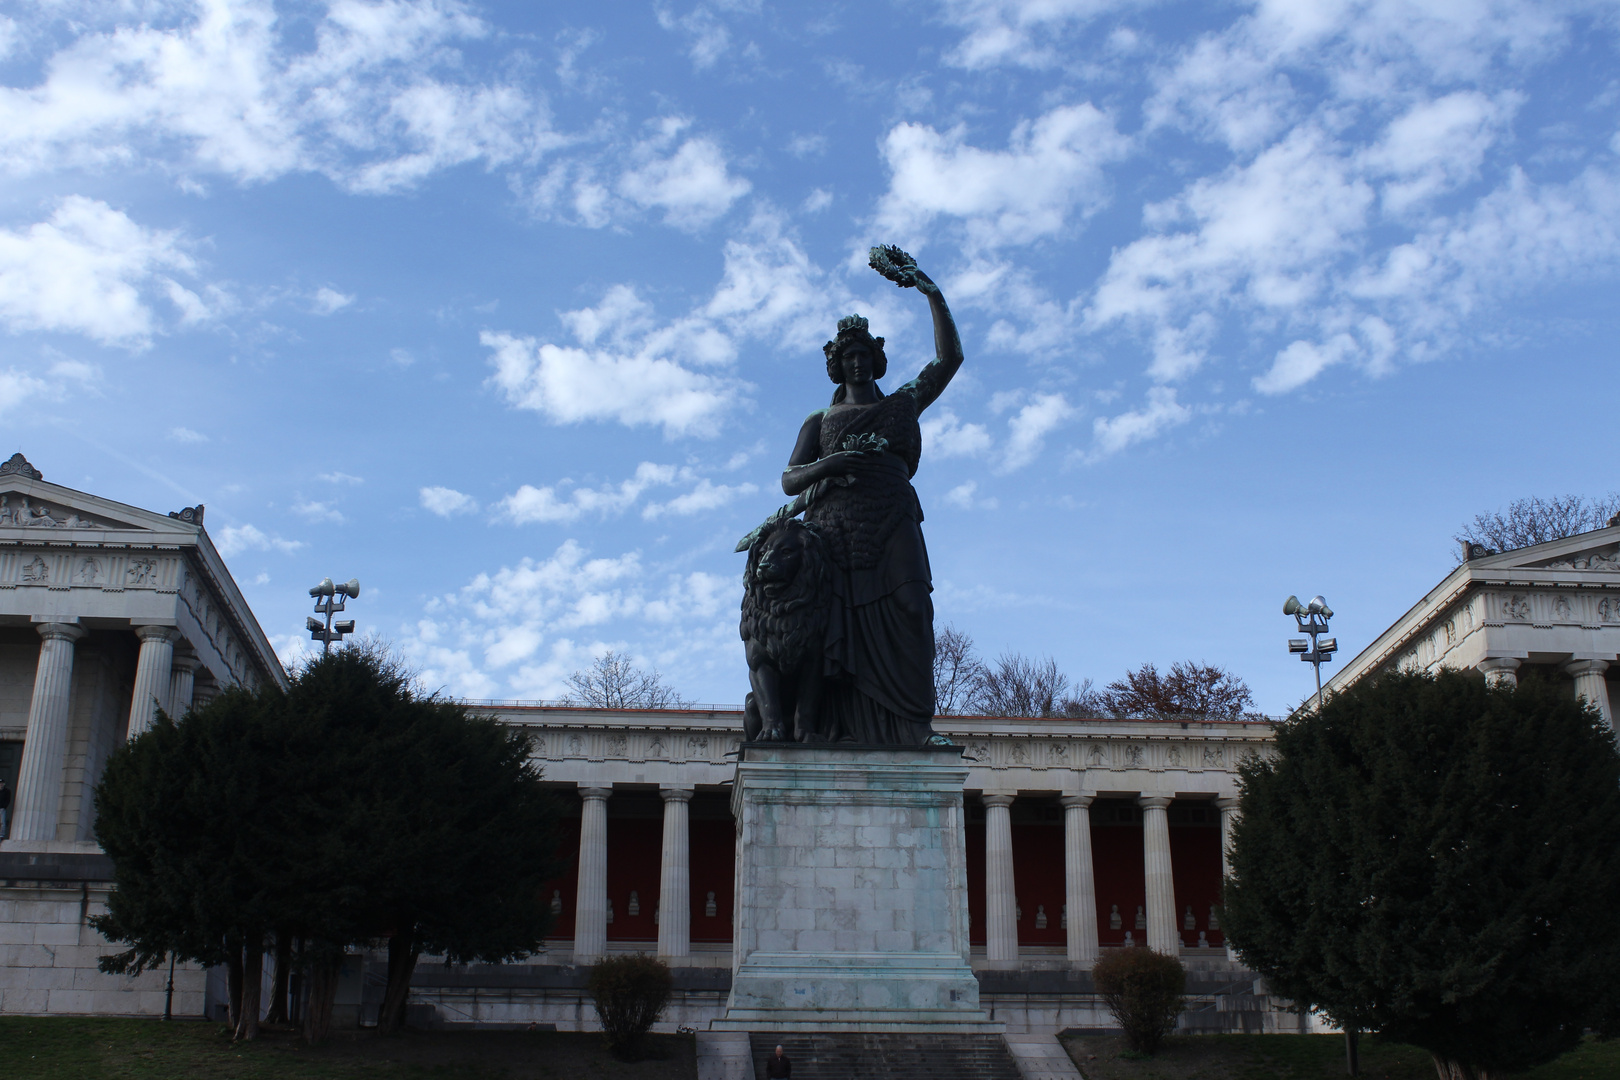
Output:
[696, 1031, 755, 1080]
[1005, 1034, 1085, 1080]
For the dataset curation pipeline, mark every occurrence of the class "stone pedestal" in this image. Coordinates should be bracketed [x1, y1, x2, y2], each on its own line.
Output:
[713, 744, 1000, 1033]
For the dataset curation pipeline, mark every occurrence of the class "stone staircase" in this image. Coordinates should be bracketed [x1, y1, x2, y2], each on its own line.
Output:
[746, 1032, 1023, 1080]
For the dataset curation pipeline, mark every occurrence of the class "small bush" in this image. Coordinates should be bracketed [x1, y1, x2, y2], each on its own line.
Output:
[1092, 947, 1186, 1055]
[588, 954, 673, 1061]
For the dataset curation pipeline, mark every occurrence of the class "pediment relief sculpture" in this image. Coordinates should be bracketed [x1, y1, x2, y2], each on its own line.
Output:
[1531, 544, 1620, 571]
[0, 492, 114, 529]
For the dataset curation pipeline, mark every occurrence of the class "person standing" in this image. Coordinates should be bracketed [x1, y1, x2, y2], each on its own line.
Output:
[764, 1043, 791, 1078]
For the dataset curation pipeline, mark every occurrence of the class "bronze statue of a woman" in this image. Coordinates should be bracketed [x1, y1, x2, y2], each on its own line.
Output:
[738, 246, 962, 747]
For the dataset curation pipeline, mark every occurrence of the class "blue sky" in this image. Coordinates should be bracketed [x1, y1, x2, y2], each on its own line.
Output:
[3, 0, 1618, 713]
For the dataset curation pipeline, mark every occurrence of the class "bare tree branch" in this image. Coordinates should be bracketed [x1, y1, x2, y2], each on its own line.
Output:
[1100, 661, 1255, 719]
[1455, 493, 1620, 559]
[933, 625, 986, 716]
[971, 652, 1072, 718]
[562, 652, 690, 709]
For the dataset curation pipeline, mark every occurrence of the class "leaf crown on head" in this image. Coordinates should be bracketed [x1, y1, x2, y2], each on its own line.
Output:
[823, 313, 887, 382]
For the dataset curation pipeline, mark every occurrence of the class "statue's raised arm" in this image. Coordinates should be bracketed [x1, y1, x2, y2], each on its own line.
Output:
[869, 245, 963, 413]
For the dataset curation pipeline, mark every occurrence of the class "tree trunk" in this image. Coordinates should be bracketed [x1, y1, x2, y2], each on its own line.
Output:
[1345, 1029, 1359, 1076]
[234, 935, 263, 1041]
[378, 923, 421, 1033]
[225, 943, 244, 1030]
[1433, 1057, 1490, 1080]
[303, 951, 341, 1043]
[265, 934, 292, 1025]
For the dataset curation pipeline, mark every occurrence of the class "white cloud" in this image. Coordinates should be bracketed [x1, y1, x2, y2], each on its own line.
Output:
[168, 426, 208, 443]
[293, 499, 344, 524]
[320, 471, 364, 484]
[216, 522, 303, 557]
[643, 478, 758, 519]
[498, 463, 680, 524]
[1361, 92, 1516, 214]
[616, 120, 751, 230]
[0, 368, 53, 414]
[0, 0, 558, 193]
[0, 197, 202, 347]
[1000, 393, 1075, 471]
[939, 0, 1140, 69]
[942, 479, 998, 511]
[655, 4, 733, 69]
[876, 104, 1128, 248]
[0, 359, 98, 414]
[1088, 387, 1191, 459]
[311, 286, 355, 314]
[921, 408, 993, 459]
[420, 485, 478, 517]
[802, 188, 832, 213]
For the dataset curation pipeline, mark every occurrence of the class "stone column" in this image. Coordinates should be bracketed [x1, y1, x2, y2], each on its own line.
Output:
[1139, 795, 1179, 955]
[573, 786, 612, 963]
[657, 786, 693, 961]
[1060, 794, 1098, 968]
[128, 625, 180, 737]
[1563, 659, 1614, 730]
[1477, 656, 1521, 689]
[169, 655, 201, 719]
[983, 793, 1018, 964]
[11, 622, 86, 843]
[1215, 796, 1240, 960]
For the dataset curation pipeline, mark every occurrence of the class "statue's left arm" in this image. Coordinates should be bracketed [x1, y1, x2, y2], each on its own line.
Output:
[868, 247, 961, 413]
[900, 275, 963, 413]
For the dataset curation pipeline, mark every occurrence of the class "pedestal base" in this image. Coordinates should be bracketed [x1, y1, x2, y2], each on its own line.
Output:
[714, 744, 1001, 1033]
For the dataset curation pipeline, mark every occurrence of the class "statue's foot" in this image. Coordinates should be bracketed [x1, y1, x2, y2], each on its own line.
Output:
[760, 726, 788, 742]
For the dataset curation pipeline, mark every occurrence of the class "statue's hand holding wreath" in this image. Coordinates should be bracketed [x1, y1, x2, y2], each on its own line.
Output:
[869, 245, 938, 296]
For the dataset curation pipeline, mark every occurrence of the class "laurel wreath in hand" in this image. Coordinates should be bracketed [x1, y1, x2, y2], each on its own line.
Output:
[868, 244, 923, 288]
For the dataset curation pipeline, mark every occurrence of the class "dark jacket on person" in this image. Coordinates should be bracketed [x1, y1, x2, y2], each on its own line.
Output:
[764, 1052, 791, 1078]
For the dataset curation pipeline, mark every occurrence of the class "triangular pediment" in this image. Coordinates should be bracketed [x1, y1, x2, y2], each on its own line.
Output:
[1466, 525, 1620, 573]
[0, 472, 202, 540]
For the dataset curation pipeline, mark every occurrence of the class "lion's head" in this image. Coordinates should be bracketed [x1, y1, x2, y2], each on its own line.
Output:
[740, 518, 830, 669]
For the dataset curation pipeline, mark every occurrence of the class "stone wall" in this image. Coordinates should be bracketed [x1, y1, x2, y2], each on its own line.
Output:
[0, 881, 206, 1016]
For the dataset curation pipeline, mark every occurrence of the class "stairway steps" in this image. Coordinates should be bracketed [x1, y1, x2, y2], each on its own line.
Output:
[748, 1032, 1023, 1080]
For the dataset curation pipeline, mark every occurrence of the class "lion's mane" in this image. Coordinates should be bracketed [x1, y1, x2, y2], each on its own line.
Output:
[740, 518, 830, 672]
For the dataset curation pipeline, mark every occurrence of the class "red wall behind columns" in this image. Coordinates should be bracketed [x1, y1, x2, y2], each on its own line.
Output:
[1169, 805, 1225, 946]
[606, 816, 662, 942]
[965, 819, 986, 947]
[540, 814, 581, 942]
[1011, 821, 1066, 946]
[1091, 801, 1146, 946]
[689, 817, 735, 943]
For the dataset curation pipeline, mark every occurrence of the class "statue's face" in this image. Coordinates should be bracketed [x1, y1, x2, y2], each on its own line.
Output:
[839, 344, 874, 385]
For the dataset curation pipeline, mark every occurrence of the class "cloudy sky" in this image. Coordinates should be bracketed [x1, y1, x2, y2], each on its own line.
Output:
[4, 0, 1618, 712]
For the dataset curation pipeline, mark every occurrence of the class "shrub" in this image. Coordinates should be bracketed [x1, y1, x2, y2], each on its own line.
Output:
[588, 954, 673, 1061]
[1092, 947, 1186, 1054]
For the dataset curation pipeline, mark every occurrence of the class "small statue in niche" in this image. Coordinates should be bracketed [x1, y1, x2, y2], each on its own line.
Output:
[1208, 905, 1220, 931]
[1060, 904, 1067, 930]
[1035, 905, 1047, 930]
[654, 905, 660, 925]
[1123, 931, 1136, 947]
[606, 898, 615, 924]
[628, 891, 640, 917]
[1135, 905, 1147, 930]
[1197, 931, 1210, 948]
[1184, 905, 1196, 930]
[1015, 900, 1022, 923]
[550, 889, 562, 915]
[1109, 905, 1122, 930]
[705, 891, 718, 918]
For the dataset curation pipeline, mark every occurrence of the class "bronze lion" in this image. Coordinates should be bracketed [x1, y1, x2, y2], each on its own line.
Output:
[740, 518, 831, 743]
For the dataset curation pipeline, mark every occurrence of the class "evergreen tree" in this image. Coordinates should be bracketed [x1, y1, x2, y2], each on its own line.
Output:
[1223, 669, 1620, 1080]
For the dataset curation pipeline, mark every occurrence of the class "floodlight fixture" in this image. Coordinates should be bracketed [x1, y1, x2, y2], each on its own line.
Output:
[1285, 592, 1337, 712]
[308, 574, 360, 654]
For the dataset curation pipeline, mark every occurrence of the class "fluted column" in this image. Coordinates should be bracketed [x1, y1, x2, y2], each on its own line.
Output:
[12, 622, 86, 843]
[168, 655, 201, 720]
[1060, 794, 1098, 968]
[573, 785, 612, 963]
[657, 786, 693, 961]
[1563, 659, 1613, 730]
[1477, 656, 1521, 689]
[1139, 795, 1178, 955]
[128, 625, 179, 737]
[1215, 796, 1239, 960]
[983, 793, 1018, 964]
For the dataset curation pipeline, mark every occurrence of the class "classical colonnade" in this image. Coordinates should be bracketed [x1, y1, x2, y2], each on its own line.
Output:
[562, 781, 1237, 967]
[10, 620, 211, 843]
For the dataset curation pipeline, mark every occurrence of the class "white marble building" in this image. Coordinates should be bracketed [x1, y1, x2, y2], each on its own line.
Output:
[1325, 524, 1620, 726]
[0, 454, 286, 1017]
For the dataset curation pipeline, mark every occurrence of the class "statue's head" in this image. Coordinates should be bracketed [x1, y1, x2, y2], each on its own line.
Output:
[823, 313, 888, 386]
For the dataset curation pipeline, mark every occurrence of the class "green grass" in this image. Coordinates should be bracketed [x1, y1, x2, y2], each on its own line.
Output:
[0, 1018, 697, 1080]
[1058, 1032, 1620, 1080]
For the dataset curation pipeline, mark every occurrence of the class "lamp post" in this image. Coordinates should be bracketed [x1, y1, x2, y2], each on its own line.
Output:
[1284, 594, 1338, 711]
[307, 577, 360, 654]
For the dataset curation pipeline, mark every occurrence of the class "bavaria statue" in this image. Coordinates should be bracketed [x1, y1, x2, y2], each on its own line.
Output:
[738, 245, 962, 747]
